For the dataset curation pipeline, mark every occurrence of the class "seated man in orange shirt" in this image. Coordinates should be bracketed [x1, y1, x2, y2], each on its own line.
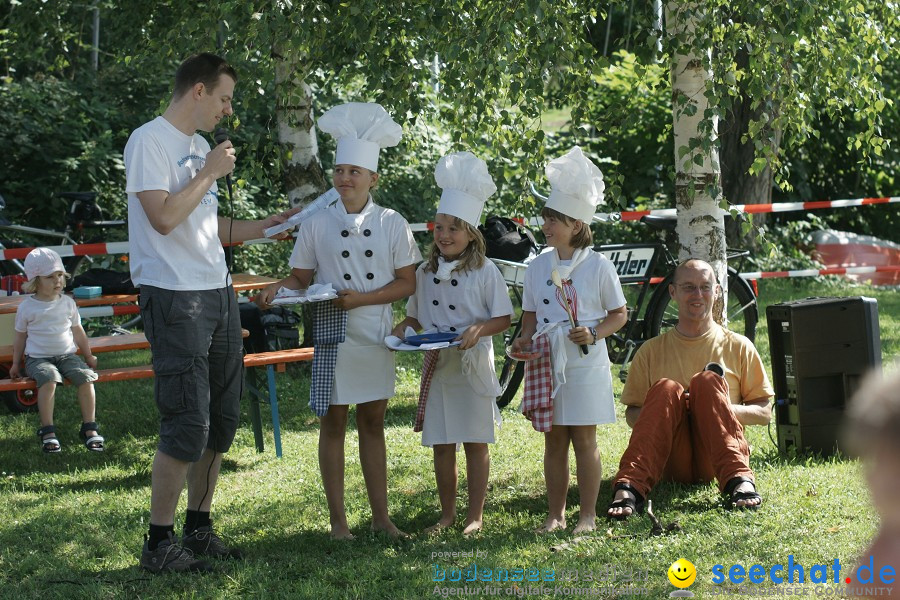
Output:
[607, 259, 774, 519]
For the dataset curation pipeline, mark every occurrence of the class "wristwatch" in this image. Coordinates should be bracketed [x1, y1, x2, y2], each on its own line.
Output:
[588, 326, 598, 345]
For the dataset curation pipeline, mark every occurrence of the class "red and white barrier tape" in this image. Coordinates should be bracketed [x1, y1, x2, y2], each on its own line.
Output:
[2, 195, 896, 257]
[739, 265, 900, 280]
[409, 196, 900, 230]
[78, 304, 140, 319]
[0, 241, 130, 261]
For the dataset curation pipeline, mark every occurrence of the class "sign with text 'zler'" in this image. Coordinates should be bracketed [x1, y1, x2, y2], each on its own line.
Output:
[599, 246, 657, 282]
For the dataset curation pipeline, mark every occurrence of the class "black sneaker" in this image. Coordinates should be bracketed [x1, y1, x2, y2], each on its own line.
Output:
[704, 362, 725, 377]
[140, 533, 213, 573]
[182, 525, 243, 560]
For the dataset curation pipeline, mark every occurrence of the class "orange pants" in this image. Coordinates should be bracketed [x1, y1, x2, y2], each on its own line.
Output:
[614, 371, 753, 498]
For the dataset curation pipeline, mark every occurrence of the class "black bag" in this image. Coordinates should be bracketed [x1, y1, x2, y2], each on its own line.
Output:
[68, 268, 138, 294]
[478, 215, 538, 262]
[259, 306, 302, 352]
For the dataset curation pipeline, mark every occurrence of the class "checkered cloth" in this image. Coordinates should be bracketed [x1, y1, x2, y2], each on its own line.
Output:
[520, 333, 554, 432]
[309, 301, 349, 416]
[413, 349, 441, 432]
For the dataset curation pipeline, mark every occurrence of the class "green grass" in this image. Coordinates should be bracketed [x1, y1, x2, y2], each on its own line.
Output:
[0, 278, 896, 599]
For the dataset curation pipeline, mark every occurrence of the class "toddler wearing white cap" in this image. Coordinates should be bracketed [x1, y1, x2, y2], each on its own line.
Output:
[13, 248, 102, 453]
[257, 102, 420, 539]
[510, 146, 628, 534]
[391, 151, 514, 535]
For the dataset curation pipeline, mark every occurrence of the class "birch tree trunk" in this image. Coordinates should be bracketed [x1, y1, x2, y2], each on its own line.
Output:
[666, 2, 728, 316]
[274, 47, 327, 209]
[274, 47, 326, 348]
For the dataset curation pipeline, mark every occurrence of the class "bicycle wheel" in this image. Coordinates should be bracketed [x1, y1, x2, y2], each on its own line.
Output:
[647, 267, 758, 341]
[495, 318, 524, 408]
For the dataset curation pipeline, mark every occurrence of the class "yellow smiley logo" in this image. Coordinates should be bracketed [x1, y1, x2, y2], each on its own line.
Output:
[668, 559, 697, 588]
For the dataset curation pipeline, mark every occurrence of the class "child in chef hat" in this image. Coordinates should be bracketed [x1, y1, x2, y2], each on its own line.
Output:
[511, 146, 628, 534]
[392, 151, 513, 535]
[258, 102, 421, 539]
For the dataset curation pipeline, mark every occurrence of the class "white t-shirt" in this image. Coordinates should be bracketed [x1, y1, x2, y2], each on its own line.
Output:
[124, 116, 229, 291]
[14, 295, 80, 357]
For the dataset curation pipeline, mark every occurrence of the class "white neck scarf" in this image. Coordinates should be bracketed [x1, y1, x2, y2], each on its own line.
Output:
[435, 257, 460, 281]
[340, 196, 374, 235]
[552, 246, 591, 281]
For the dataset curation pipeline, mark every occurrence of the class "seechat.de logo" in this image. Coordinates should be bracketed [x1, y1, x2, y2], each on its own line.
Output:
[668, 559, 697, 597]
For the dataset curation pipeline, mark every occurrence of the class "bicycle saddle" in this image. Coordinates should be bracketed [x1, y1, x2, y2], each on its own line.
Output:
[640, 214, 676, 231]
[59, 191, 98, 203]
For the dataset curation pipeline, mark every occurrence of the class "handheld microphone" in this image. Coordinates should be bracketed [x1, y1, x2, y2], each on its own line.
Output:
[214, 127, 235, 271]
[213, 127, 234, 198]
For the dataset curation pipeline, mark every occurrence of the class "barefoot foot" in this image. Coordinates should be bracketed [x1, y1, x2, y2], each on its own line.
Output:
[424, 517, 455, 535]
[572, 515, 596, 534]
[462, 519, 483, 536]
[536, 516, 566, 534]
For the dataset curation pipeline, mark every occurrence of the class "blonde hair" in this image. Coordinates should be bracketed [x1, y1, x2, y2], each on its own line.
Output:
[22, 271, 70, 294]
[424, 215, 486, 274]
[540, 207, 592, 249]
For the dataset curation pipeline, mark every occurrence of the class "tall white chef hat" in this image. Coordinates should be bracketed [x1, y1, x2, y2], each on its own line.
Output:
[435, 151, 497, 227]
[317, 102, 402, 173]
[544, 146, 605, 223]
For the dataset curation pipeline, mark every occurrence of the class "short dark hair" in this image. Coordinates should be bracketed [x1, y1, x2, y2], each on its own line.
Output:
[173, 53, 237, 99]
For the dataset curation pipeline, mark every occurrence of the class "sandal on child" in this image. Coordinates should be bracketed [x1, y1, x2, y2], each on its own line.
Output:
[80, 421, 105, 452]
[37, 425, 61, 453]
[723, 476, 761, 511]
[607, 482, 645, 521]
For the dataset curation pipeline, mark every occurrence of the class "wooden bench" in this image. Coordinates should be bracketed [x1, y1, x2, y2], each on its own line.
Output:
[0, 334, 313, 458]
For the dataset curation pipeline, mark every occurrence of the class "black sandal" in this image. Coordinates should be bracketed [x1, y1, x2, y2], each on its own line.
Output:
[723, 476, 761, 511]
[607, 482, 645, 521]
[37, 425, 61, 453]
[80, 421, 105, 452]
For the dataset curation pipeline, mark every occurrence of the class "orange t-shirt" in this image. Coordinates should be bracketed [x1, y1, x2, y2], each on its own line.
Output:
[621, 324, 774, 407]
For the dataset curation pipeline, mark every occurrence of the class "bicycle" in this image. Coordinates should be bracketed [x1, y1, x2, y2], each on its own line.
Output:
[491, 212, 759, 408]
[0, 191, 127, 277]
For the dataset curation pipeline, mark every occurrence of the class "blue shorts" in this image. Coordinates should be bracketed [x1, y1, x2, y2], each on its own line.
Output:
[139, 285, 243, 462]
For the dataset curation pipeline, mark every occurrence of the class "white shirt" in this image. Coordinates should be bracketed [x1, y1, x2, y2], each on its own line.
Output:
[14, 295, 80, 357]
[522, 249, 626, 326]
[289, 197, 421, 288]
[124, 116, 229, 291]
[407, 259, 513, 333]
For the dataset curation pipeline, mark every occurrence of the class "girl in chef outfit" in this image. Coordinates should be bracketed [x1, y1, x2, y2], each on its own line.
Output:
[391, 152, 512, 535]
[258, 102, 421, 540]
[511, 146, 628, 535]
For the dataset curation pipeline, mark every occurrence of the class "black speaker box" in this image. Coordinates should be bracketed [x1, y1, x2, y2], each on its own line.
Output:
[766, 296, 881, 456]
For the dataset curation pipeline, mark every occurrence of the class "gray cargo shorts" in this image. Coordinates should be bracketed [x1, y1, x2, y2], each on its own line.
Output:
[139, 284, 243, 462]
[25, 354, 97, 388]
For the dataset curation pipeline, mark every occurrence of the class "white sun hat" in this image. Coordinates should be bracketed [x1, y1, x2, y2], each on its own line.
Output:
[23, 247, 65, 281]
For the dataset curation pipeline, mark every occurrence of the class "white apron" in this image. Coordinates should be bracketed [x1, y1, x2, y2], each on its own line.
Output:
[331, 304, 395, 404]
[421, 336, 502, 446]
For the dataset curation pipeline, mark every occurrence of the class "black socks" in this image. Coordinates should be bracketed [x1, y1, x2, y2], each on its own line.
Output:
[184, 509, 211, 535]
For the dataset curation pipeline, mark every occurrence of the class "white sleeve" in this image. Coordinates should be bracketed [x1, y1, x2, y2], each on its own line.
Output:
[288, 221, 319, 270]
[483, 262, 514, 318]
[66, 296, 82, 327]
[405, 266, 426, 321]
[390, 215, 422, 269]
[521, 262, 538, 313]
[598, 258, 626, 311]
[124, 130, 170, 194]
